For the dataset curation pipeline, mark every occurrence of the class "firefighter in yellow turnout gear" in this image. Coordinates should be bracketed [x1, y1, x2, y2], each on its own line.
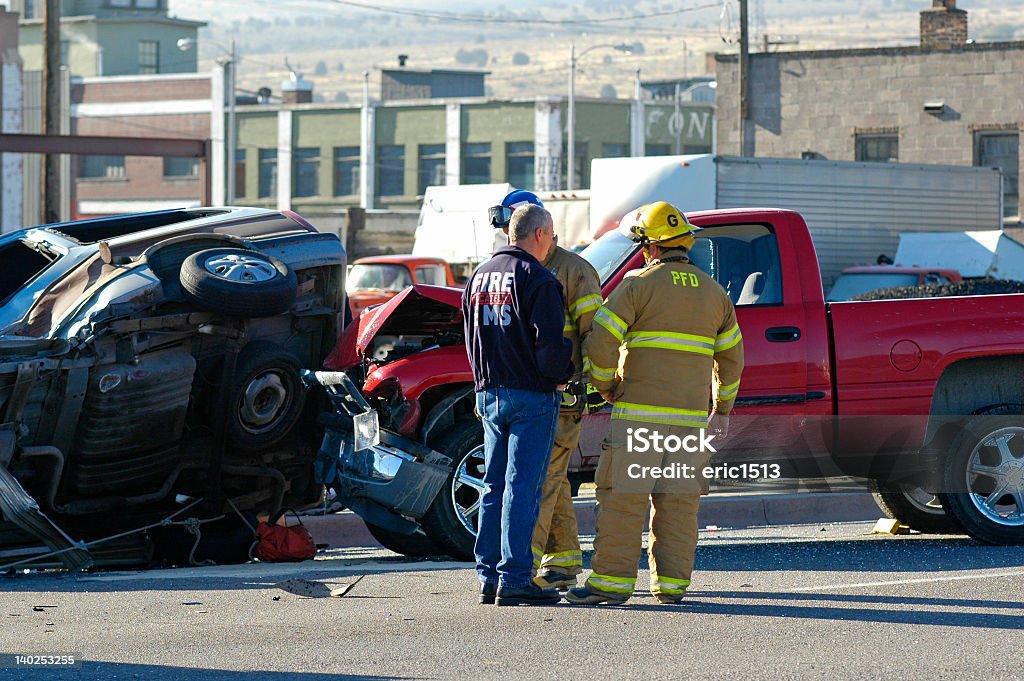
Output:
[567, 201, 744, 605]
[531, 239, 603, 589]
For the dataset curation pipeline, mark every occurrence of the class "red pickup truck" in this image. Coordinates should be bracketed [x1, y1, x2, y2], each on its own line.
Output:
[322, 208, 1024, 559]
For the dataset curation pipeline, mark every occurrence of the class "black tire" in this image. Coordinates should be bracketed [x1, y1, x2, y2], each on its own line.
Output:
[867, 478, 961, 534]
[420, 419, 485, 561]
[939, 409, 1024, 545]
[180, 247, 297, 318]
[220, 342, 306, 451]
[364, 521, 450, 558]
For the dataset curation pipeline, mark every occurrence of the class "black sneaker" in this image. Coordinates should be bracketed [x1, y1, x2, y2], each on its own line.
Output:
[495, 582, 561, 606]
[480, 582, 497, 605]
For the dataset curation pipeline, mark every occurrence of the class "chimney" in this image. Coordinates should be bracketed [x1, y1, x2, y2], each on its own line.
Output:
[282, 72, 313, 104]
[920, 0, 968, 51]
[398, 54, 408, 68]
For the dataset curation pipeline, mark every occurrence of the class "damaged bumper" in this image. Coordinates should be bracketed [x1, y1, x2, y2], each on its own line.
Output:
[309, 371, 451, 530]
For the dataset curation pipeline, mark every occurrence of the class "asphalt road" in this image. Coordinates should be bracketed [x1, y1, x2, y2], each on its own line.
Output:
[1, 522, 1022, 681]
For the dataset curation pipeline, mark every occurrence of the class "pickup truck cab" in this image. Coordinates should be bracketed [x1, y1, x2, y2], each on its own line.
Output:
[346, 255, 456, 316]
[826, 265, 963, 302]
[323, 208, 1024, 559]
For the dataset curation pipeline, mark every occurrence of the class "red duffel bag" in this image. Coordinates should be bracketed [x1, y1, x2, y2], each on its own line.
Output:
[254, 511, 317, 562]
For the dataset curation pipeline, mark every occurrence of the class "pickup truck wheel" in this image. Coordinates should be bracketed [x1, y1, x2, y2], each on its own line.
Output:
[867, 479, 961, 534]
[180, 247, 297, 318]
[939, 411, 1024, 545]
[420, 419, 484, 561]
[364, 522, 449, 558]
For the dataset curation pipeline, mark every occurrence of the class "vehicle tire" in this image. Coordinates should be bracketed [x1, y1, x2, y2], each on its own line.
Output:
[867, 478, 961, 534]
[939, 408, 1024, 545]
[180, 247, 297, 318]
[420, 419, 485, 561]
[220, 342, 306, 451]
[364, 521, 450, 558]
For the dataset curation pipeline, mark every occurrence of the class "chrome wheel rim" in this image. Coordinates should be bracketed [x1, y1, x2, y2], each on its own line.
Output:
[239, 371, 290, 433]
[205, 253, 277, 282]
[899, 483, 945, 515]
[452, 444, 486, 536]
[965, 427, 1024, 527]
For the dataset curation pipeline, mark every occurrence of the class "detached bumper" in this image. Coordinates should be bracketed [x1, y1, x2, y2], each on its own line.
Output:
[335, 429, 452, 520]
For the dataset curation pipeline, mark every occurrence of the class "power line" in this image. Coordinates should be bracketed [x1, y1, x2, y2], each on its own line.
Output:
[315, 0, 722, 26]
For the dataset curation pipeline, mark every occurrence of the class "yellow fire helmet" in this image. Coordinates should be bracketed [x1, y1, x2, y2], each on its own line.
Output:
[628, 201, 701, 250]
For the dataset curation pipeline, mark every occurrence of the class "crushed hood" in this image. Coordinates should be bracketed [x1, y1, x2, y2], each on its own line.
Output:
[326, 285, 463, 370]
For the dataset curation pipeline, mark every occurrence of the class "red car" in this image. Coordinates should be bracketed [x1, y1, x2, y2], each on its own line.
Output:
[322, 208, 1024, 558]
[346, 255, 456, 316]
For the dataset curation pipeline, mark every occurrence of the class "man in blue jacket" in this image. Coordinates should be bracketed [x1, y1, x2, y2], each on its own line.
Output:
[463, 203, 574, 607]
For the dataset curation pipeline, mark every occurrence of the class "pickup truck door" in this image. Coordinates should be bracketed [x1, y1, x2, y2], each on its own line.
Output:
[577, 214, 832, 469]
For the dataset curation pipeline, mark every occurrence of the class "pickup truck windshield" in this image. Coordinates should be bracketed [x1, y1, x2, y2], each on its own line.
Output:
[347, 264, 414, 293]
[581, 230, 637, 285]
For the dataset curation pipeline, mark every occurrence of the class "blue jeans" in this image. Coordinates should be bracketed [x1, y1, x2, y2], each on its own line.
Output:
[475, 387, 559, 588]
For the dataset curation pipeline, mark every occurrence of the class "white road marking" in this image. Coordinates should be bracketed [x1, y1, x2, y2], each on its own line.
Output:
[789, 568, 1024, 592]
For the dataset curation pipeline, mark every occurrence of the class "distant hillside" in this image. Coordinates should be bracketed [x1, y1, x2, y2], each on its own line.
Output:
[166, 0, 1024, 104]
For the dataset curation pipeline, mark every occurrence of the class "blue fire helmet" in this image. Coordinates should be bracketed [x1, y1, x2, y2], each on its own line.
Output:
[488, 189, 544, 228]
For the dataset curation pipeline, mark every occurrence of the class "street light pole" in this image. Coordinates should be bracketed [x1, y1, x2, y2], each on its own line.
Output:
[567, 42, 632, 191]
[179, 37, 237, 204]
[226, 39, 237, 205]
[568, 42, 576, 191]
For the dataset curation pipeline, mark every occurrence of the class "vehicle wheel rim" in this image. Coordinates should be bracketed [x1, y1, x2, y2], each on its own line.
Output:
[452, 444, 486, 536]
[239, 371, 290, 432]
[205, 253, 278, 282]
[965, 426, 1024, 527]
[898, 483, 944, 515]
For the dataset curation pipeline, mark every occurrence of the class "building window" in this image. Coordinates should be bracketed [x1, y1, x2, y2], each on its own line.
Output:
[462, 142, 491, 184]
[561, 141, 588, 189]
[506, 142, 534, 190]
[645, 144, 670, 156]
[135, 0, 159, 7]
[79, 155, 126, 179]
[418, 144, 446, 195]
[333, 146, 360, 197]
[976, 132, 1020, 219]
[258, 149, 277, 198]
[138, 40, 159, 75]
[234, 149, 246, 199]
[108, 0, 132, 6]
[293, 147, 320, 198]
[24, 0, 36, 19]
[601, 143, 628, 158]
[856, 135, 899, 162]
[59, 40, 70, 67]
[377, 145, 405, 197]
[163, 157, 199, 178]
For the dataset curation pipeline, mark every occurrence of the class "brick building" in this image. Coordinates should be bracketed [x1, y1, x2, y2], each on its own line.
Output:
[715, 0, 1023, 222]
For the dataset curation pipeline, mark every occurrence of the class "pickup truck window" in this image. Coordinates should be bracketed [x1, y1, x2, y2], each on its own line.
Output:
[691, 224, 783, 306]
[582, 223, 782, 306]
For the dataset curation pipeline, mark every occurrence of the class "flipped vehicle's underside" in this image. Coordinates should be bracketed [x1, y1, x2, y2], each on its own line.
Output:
[0, 208, 345, 570]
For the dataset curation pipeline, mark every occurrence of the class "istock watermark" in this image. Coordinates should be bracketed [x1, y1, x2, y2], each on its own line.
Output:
[626, 427, 718, 454]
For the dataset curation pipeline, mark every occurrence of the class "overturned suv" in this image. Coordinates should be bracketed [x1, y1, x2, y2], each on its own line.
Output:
[0, 207, 345, 570]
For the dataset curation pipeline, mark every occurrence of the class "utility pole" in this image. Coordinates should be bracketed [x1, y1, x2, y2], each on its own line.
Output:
[42, 0, 61, 224]
[738, 0, 749, 157]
